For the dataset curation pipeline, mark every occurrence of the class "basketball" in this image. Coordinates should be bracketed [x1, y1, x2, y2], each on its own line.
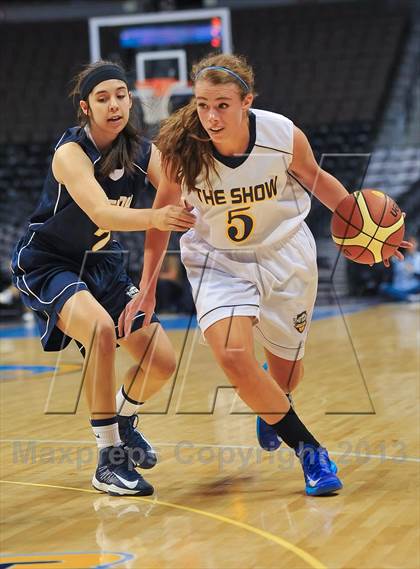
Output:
[331, 190, 405, 264]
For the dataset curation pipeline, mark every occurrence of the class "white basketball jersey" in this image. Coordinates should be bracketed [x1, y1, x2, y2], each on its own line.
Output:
[181, 109, 311, 250]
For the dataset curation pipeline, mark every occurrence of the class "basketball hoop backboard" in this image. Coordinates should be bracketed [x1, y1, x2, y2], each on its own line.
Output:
[134, 49, 189, 124]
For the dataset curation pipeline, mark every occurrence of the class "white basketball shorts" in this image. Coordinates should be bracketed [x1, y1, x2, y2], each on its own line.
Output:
[180, 223, 318, 360]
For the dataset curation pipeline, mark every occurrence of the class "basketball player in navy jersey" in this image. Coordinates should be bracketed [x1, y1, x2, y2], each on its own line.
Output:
[120, 53, 411, 496]
[11, 61, 195, 496]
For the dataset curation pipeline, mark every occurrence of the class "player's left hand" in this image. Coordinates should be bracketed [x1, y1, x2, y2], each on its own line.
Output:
[118, 290, 156, 338]
[383, 239, 413, 268]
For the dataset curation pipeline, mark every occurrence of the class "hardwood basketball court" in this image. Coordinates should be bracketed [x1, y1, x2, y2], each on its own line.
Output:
[1, 302, 419, 569]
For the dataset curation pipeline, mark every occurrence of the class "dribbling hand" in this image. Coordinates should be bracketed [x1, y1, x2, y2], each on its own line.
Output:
[383, 239, 413, 268]
[152, 205, 195, 231]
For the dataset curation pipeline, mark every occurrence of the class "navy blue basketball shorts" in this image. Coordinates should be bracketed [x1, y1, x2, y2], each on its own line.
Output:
[11, 234, 159, 352]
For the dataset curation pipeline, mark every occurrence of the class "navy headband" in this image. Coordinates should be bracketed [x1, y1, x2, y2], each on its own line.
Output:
[195, 66, 250, 92]
[80, 64, 128, 100]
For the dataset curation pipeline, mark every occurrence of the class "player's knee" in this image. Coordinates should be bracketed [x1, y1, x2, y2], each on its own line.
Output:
[217, 350, 253, 379]
[91, 318, 117, 352]
[150, 353, 177, 382]
[141, 343, 177, 382]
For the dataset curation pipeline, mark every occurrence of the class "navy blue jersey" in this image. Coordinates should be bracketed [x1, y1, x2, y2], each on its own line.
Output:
[27, 126, 151, 264]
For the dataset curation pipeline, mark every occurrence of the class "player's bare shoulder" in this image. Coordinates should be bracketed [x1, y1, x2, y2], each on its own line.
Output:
[52, 142, 93, 183]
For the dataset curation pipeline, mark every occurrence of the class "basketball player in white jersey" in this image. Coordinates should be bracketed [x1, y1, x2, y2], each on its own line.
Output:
[119, 53, 408, 496]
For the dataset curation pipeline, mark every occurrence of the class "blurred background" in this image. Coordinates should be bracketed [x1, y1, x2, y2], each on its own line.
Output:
[1, 0, 419, 321]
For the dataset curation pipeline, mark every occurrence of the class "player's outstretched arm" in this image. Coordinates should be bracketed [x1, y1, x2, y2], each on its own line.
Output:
[52, 142, 194, 232]
[289, 126, 348, 212]
[141, 173, 185, 297]
[118, 171, 191, 337]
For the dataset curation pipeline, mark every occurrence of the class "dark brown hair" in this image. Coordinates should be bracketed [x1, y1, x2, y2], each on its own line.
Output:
[70, 60, 141, 178]
[155, 53, 255, 192]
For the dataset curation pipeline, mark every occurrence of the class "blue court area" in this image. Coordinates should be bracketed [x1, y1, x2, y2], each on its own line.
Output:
[0, 300, 380, 340]
[0, 364, 56, 374]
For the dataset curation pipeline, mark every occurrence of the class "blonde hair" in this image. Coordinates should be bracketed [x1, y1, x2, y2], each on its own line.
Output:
[156, 53, 255, 192]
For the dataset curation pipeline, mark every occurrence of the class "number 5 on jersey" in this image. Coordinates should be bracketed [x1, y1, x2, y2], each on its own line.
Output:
[227, 207, 254, 243]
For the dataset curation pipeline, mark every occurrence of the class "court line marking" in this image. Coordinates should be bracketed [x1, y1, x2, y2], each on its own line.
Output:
[1, 439, 419, 463]
[0, 479, 326, 569]
[0, 551, 133, 569]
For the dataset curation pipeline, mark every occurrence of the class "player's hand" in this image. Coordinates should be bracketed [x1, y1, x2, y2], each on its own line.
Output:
[180, 197, 194, 212]
[383, 239, 414, 268]
[118, 290, 156, 338]
[152, 205, 195, 231]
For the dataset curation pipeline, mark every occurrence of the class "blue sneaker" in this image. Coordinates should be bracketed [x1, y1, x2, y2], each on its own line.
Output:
[256, 389, 293, 452]
[256, 363, 338, 473]
[256, 416, 339, 474]
[92, 445, 154, 496]
[256, 416, 283, 451]
[117, 414, 157, 469]
[298, 445, 343, 496]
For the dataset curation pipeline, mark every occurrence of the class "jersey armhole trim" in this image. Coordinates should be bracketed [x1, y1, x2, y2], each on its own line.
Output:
[287, 170, 312, 194]
[255, 144, 293, 155]
[133, 162, 147, 175]
[54, 130, 68, 151]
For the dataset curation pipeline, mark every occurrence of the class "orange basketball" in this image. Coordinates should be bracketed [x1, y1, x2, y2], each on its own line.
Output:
[331, 190, 405, 264]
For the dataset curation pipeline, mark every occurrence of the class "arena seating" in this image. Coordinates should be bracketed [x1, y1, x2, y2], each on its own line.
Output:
[0, 20, 89, 144]
[363, 147, 420, 199]
[233, 1, 407, 127]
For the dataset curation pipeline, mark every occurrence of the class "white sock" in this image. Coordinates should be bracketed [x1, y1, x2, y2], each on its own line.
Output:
[90, 417, 122, 450]
[116, 385, 142, 417]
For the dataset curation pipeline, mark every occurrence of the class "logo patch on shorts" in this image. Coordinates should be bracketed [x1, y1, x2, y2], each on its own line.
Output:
[126, 285, 139, 299]
[293, 311, 307, 333]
